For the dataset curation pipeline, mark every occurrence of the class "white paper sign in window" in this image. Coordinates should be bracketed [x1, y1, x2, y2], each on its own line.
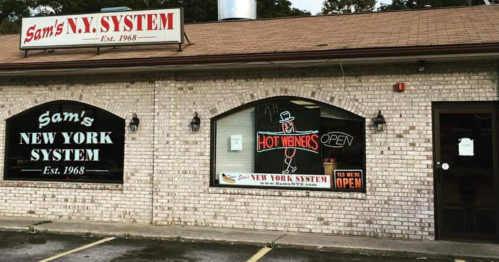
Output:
[231, 135, 243, 151]
[459, 138, 474, 156]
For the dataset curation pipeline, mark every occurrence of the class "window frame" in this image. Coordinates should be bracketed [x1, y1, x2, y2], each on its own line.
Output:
[210, 96, 367, 193]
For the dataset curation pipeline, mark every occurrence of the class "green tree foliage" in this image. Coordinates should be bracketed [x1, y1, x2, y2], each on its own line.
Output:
[0, 0, 32, 21]
[378, 0, 492, 11]
[33, 0, 218, 22]
[0, 0, 33, 34]
[378, 0, 409, 10]
[321, 0, 377, 14]
[0, 18, 20, 34]
[257, 0, 311, 18]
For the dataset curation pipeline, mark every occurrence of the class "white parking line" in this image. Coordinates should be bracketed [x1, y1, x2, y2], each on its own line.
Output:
[246, 247, 272, 262]
[36, 237, 116, 262]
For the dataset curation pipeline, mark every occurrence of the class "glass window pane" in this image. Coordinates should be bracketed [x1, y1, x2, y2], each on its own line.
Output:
[213, 98, 366, 192]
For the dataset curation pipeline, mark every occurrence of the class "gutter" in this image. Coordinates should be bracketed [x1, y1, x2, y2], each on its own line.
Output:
[2, 43, 499, 72]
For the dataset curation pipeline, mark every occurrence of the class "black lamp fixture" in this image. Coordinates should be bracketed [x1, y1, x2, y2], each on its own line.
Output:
[129, 113, 140, 133]
[190, 112, 201, 133]
[373, 110, 386, 133]
[418, 60, 426, 72]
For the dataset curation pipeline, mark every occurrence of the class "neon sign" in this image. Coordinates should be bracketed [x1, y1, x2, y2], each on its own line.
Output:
[256, 111, 319, 174]
[257, 132, 319, 153]
[321, 132, 354, 148]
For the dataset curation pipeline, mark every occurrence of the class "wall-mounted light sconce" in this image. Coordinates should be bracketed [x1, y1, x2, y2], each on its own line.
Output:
[372, 110, 386, 133]
[418, 60, 426, 72]
[190, 112, 201, 133]
[129, 113, 140, 133]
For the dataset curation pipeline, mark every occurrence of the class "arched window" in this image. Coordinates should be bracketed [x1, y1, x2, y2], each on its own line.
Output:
[4, 101, 125, 183]
[211, 97, 366, 192]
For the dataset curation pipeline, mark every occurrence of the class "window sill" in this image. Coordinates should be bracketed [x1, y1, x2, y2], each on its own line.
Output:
[0, 181, 123, 191]
[208, 187, 367, 199]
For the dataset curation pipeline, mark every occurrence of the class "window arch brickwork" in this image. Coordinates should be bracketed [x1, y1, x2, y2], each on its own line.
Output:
[206, 87, 370, 120]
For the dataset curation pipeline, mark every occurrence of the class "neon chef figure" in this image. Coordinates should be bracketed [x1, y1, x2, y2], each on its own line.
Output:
[280, 111, 297, 174]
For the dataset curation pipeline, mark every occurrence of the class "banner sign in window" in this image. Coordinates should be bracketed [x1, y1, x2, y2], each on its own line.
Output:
[20, 8, 183, 50]
[219, 173, 331, 189]
[333, 170, 364, 190]
[4, 101, 125, 183]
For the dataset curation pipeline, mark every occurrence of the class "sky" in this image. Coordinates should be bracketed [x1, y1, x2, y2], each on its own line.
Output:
[289, 0, 392, 15]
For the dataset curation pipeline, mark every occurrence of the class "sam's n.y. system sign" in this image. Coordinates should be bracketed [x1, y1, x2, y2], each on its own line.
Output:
[20, 8, 183, 50]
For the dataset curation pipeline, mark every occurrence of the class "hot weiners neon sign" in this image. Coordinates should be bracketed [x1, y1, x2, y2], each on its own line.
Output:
[257, 132, 319, 153]
[20, 8, 183, 50]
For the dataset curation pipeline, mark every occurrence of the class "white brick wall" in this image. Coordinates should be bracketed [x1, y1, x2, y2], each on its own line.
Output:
[0, 60, 497, 240]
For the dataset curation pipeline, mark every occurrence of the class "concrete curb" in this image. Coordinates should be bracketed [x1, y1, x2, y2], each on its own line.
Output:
[1, 217, 498, 260]
[275, 233, 499, 259]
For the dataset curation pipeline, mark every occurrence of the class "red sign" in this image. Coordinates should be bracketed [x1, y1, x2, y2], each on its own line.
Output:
[20, 8, 183, 50]
[257, 132, 319, 153]
[333, 170, 364, 190]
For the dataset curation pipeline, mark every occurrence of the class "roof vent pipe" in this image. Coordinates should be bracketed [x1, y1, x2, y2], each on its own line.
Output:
[218, 0, 257, 21]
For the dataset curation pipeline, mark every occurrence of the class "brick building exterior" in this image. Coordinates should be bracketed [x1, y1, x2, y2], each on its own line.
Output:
[1, 6, 499, 241]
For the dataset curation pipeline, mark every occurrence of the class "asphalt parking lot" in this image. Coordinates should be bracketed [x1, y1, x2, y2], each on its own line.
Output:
[0, 230, 496, 262]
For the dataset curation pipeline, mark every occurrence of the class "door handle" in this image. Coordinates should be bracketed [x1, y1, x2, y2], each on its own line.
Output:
[435, 162, 446, 183]
[436, 162, 449, 170]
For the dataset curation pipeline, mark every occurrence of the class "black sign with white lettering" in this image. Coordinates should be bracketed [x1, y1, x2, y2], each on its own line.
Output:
[4, 101, 125, 183]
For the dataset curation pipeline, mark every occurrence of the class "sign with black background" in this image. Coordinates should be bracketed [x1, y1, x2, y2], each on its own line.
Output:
[4, 101, 125, 183]
[254, 100, 321, 175]
[333, 170, 364, 190]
